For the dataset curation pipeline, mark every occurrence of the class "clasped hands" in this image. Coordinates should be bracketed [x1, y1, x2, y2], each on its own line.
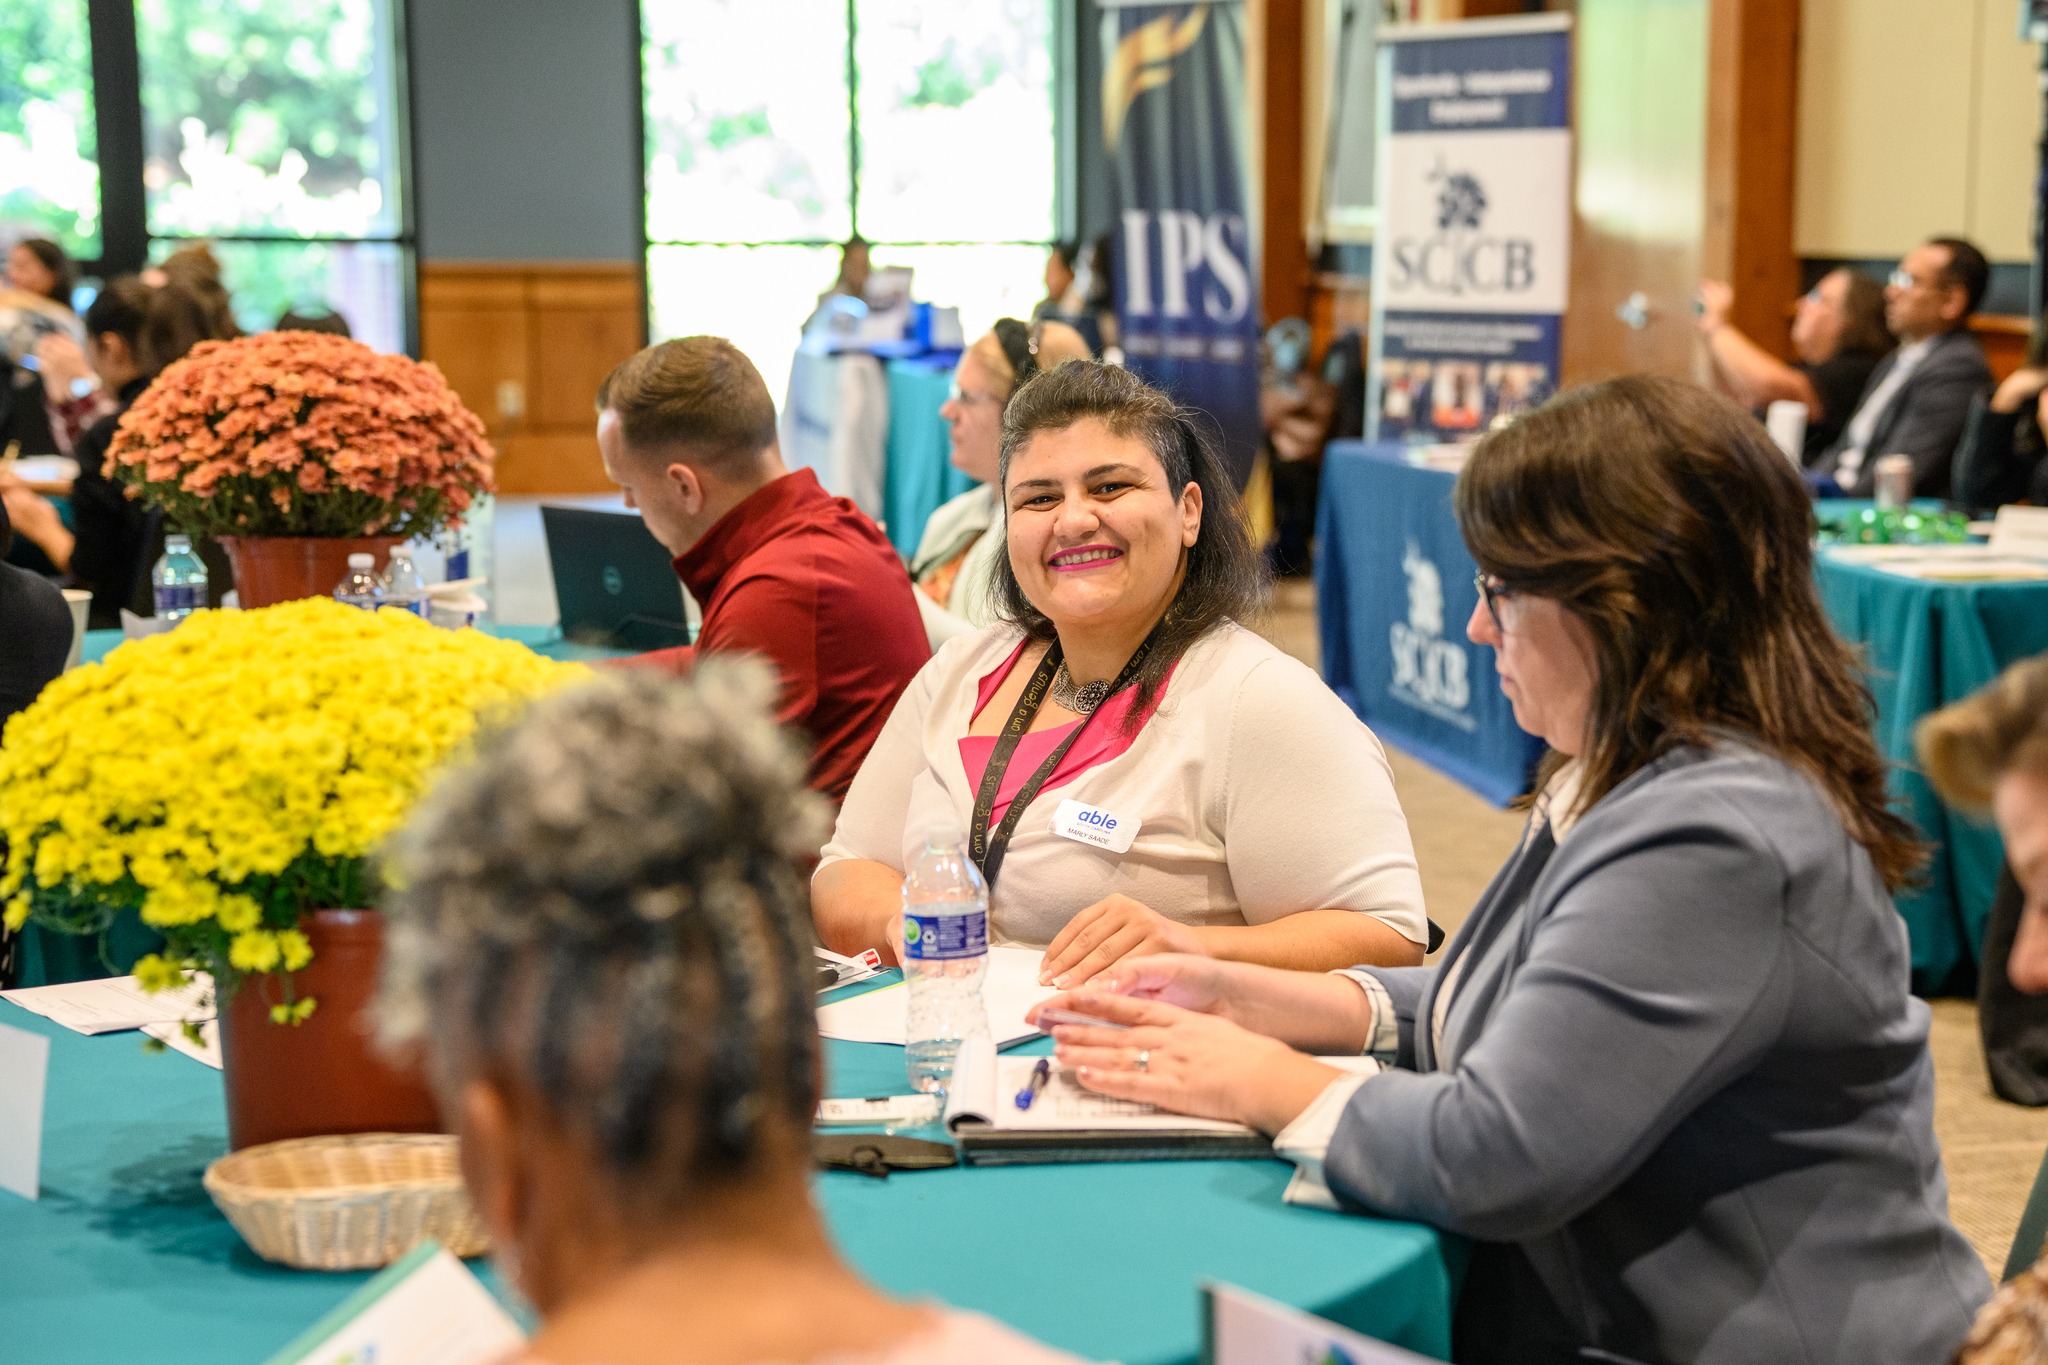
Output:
[1024, 954, 1359, 1137]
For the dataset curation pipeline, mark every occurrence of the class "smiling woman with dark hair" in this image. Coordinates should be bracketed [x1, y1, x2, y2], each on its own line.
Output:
[814, 361, 1426, 987]
[1033, 373, 1989, 1365]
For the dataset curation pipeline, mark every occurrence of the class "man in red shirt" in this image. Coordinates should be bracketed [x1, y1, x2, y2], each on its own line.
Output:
[594, 336, 930, 802]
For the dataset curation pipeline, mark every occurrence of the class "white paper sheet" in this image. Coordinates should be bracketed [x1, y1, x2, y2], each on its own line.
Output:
[142, 1018, 222, 1069]
[1203, 1281, 1439, 1365]
[0, 973, 215, 1035]
[1876, 556, 2048, 581]
[264, 1243, 523, 1365]
[0, 1020, 50, 1200]
[942, 1035, 1248, 1134]
[815, 944, 1055, 1048]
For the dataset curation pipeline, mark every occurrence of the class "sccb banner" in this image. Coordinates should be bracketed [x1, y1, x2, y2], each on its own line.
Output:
[1369, 16, 1572, 443]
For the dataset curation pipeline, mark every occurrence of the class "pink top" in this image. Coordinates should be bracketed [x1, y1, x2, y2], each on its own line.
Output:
[957, 640, 1173, 827]
[511, 1307, 1093, 1364]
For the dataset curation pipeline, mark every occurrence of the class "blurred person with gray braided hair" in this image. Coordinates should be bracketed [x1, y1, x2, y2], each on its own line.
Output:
[374, 663, 1088, 1365]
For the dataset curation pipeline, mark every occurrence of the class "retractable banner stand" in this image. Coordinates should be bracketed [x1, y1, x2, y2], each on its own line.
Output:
[1101, 0, 1261, 488]
[1369, 16, 1573, 443]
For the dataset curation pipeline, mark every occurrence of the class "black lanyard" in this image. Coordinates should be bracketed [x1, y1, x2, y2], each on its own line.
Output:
[968, 630, 1158, 892]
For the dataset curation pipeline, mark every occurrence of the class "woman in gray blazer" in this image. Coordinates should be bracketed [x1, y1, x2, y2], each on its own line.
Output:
[1032, 374, 1991, 1364]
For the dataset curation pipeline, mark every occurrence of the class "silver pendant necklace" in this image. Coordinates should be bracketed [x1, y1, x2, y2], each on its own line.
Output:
[1050, 660, 1112, 714]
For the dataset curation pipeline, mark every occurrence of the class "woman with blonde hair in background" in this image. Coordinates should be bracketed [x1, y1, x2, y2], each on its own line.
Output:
[909, 318, 1093, 645]
[1921, 655, 2048, 1361]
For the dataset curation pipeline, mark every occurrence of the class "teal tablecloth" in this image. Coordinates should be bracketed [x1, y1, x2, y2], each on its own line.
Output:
[0, 991, 1458, 1364]
[16, 624, 633, 987]
[1813, 553, 2048, 992]
[881, 356, 974, 559]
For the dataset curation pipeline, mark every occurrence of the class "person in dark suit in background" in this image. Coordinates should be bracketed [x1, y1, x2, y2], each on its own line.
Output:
[1953, 328, 2048, 514]
[1812, 236, 1994, 498]
[0, 499, 72, 726]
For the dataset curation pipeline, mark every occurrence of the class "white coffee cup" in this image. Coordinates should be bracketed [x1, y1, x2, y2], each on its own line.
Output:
[61, 589, 92, 670]
[1764, 401, 1808, 465]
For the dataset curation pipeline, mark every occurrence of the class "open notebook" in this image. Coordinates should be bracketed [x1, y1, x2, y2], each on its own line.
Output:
[939, 1035, 1272, 1164]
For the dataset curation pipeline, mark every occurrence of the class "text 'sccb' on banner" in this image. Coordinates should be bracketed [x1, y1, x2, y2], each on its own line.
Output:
[1369, 16, 1573, 444]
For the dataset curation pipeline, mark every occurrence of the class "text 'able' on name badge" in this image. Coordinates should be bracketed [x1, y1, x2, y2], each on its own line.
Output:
[1051, 799, 1138, 854]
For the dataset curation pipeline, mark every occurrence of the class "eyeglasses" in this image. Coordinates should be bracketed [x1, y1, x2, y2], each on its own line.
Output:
[947, 382, 1003, 407]
[1888, 268, 1926, 292]
[1474, 571, 1519, 632]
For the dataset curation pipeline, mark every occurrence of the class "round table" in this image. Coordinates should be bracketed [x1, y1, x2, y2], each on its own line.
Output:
[0, 988, 1457, 1364]
[1813, 551, 2048, 991]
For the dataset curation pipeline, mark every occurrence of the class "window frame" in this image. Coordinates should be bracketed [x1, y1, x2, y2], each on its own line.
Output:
[636, 0, 1078, 322]
[76, 0, 420, 354]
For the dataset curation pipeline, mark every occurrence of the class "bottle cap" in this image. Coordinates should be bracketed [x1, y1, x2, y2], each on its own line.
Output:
[165, 534, 190, 549]
[347, 553, 374, 569]
[924, 822, 966, 849]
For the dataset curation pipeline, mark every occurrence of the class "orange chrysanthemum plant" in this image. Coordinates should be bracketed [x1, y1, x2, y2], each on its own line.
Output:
[108, 330, 494, 539]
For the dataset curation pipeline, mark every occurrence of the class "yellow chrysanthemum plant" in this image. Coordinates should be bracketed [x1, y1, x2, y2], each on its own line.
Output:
[0, 600, 584, 1027]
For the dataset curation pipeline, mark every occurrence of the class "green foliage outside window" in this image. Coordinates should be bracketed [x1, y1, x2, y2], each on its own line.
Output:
[0, 1, 102, 259]
[137, 0, 400, 240]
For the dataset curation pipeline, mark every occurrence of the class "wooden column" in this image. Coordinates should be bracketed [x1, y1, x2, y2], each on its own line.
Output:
[1251, 0, 1312, 326]
[1703, 0, 1800, 359]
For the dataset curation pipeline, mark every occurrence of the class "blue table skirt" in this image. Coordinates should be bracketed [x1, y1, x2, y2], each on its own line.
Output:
[1315, 442, 1544, 806]
[0, 995, 1458, 1365]
[21, 625, 633, 987]
[882, 356, 975, 560]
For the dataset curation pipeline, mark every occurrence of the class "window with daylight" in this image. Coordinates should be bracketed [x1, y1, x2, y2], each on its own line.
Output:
[136, 0, 411, 352]
[0, 2, 413, 351]
[0, 2, 102, 265]
[642, 0, 1056, 400]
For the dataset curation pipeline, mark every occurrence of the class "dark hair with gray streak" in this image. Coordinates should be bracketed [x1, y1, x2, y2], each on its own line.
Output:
[375, 663, 828, 1205]
[990, 360, 1267, 719]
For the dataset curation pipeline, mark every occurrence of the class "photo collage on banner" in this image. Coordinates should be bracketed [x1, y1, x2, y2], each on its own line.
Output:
[1369, 16, 1572, 444]
[1101, 0, 1263, 488]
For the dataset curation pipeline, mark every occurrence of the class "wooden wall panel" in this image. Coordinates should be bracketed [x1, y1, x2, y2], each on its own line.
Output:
[1795, 0, 2035, 261]
[419, 262, 645, 496]
[1250, 0, 1312, 325]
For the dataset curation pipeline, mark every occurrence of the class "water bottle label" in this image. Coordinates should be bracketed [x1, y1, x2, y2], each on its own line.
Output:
[154, 584, 204, 613]
[903, 909, 987, 961]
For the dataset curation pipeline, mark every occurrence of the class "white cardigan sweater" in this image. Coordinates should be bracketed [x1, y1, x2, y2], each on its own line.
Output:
[818, 621, 1428, 948]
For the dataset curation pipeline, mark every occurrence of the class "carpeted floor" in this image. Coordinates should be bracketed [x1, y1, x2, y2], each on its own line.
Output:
[1257, 577, 2046, 1274]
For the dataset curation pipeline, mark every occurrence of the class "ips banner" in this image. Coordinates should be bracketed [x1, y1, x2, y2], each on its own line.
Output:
[1102, 0, 1260, 487]
[1369, 15, 1573, 443]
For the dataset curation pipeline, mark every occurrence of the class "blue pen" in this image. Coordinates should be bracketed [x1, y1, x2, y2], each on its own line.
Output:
[1015, 1057, 1052, 1110]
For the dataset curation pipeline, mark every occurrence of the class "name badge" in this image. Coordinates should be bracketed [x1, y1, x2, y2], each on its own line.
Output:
[1051, 799, 1137, 854]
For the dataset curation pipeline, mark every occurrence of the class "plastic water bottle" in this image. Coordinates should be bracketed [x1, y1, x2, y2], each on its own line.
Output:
[902, 823, 990, 1093]
[435, 522, 469, 582]
[380, 546, 430, 618]
[333, 553, 384, 610]
[151, 534, 208, 623]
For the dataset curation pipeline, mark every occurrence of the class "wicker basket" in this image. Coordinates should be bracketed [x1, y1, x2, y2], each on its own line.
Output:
[203, 1132, 490, 1270]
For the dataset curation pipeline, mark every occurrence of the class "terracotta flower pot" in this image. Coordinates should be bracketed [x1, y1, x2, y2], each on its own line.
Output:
[219, 535, 405, 610]
[218, 909, 443, 1151]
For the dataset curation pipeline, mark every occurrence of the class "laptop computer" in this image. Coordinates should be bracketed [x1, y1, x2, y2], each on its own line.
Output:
[540, 505, 694, 650]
